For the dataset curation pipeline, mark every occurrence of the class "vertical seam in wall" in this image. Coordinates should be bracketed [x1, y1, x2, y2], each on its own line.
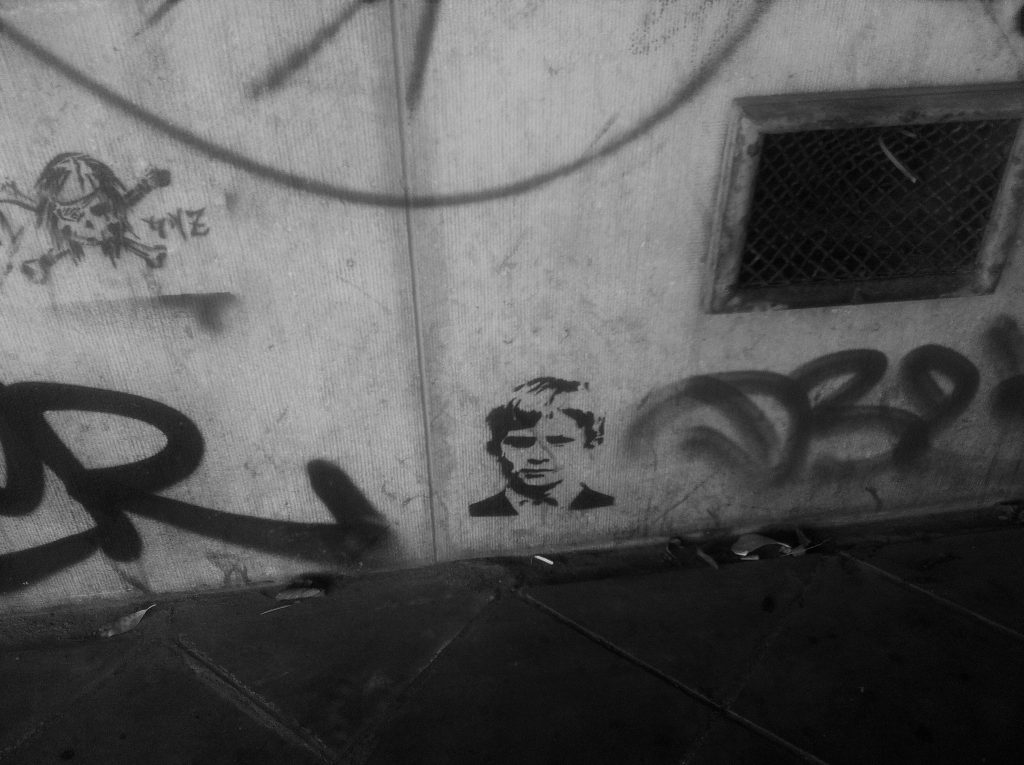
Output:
[388, 0, 439, 563]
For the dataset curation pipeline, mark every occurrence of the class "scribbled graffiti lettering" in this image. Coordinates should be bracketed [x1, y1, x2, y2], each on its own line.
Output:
[471, 377, 614, 516]
[165, 208, 185, 239]
[142, 214, 167, 239]
[186, 208, 209, 237]
[0, 380, 387, 592]
[0, 153, 172, 284]
[628, 344, 982, 484]
[0, 382, 205, 561]
[144, 207, 210, 241]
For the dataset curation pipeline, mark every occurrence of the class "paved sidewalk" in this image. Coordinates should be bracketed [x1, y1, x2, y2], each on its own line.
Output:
[2, 519, 1024, 764]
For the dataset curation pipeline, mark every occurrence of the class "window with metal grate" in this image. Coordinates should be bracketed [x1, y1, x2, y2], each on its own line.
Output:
[706, 85, 1024, 312]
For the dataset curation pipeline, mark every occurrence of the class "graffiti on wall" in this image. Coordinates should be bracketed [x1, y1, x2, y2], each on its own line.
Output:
[245, 0, 442, 113]
[0, 153, 173, 284]
[984, 314, 1024, 421]
[629, 318, 1024, 506]
[142, 207, 210, 243]
[470, 377, 614, 516]
[628, 344, 986, 485]
[0, 380, 388, 593]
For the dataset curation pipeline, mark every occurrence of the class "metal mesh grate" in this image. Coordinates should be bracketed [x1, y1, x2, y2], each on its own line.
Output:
[737, 119, 1020, 289]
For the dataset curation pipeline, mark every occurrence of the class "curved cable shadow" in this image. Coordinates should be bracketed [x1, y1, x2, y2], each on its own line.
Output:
[0, 4, 767, 208]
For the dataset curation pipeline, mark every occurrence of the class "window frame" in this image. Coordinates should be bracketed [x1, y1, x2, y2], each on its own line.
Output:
[704, 83, 1024, 313]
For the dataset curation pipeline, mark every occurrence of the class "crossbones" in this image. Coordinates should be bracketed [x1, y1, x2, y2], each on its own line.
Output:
[1, 152, 171, 284]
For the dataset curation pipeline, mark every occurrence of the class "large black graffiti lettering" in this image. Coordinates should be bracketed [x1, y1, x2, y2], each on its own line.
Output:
[627, 344, 981, 483]
[0, 381, 387, 592]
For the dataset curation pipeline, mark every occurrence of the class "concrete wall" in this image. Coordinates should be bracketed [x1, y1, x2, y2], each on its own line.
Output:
[1, 0, 1023, 609]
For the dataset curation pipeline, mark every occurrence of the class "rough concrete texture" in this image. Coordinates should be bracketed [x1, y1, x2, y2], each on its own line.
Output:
[3, 524, 1024, 764]
[2, 0, 1024, 609]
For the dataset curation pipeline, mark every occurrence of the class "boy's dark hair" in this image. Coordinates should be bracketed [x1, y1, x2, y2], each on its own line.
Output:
[484, 377, 604, 457]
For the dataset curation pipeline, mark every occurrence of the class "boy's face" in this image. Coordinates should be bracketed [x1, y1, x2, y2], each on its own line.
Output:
[498, 409, 586, 494]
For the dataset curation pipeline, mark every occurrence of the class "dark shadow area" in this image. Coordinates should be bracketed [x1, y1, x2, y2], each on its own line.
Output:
[51, 293, 238, 335]
[154, 292, 237, 333]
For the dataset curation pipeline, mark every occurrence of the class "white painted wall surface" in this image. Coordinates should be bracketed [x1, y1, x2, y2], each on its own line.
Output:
[1, 0, 1023, 608]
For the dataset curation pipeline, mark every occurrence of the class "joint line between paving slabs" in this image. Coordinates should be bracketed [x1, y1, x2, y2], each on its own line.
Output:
[840, 553, 1024, 644]
[340, 595, 501, 763]
[680, 555, 828, 764]
[717, 556, 827, 708]
[174, 636, 340, 764]
[518, 592, 829, 765]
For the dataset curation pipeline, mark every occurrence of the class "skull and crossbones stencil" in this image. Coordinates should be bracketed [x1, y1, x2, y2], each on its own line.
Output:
[0, 152, 171, 284]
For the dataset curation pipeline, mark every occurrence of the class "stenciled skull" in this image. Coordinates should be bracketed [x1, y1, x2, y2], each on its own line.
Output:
[35, 153, 131, 259]
[49, 192, 124, 248]
[17, 152, 170, 284]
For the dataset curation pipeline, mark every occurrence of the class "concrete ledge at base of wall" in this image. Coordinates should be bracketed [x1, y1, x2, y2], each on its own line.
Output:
[0, 560, 514, 647]
[3, 500, 1021, 645]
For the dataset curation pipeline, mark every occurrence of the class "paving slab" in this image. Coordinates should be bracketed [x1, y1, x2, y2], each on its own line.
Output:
[729, 555, 1024, 765]
[525, 555, 823, 702]
[5, 644, 319, 764]
[359, 596, 793, 765]
[169, 566, 499, 755]
[846, 525, 1024, 635]
[0, 640, 128, 757]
